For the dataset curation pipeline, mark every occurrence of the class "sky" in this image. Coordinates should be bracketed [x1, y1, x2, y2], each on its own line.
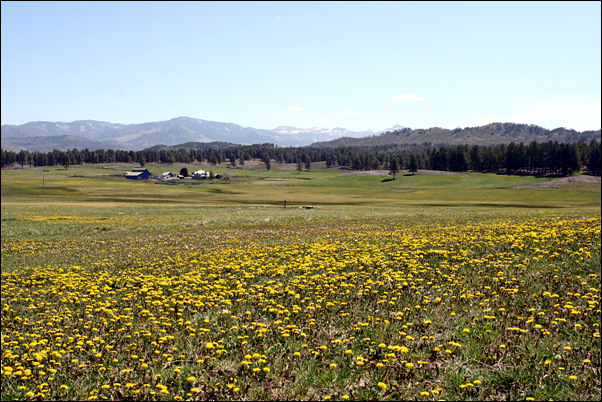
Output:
[1, 1, 601, 133]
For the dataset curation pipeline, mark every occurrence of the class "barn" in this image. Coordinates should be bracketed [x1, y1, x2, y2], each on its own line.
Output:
[125, 168, 151, 180]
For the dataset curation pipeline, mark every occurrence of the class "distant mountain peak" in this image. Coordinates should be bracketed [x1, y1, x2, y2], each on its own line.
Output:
[380, 124, 408, 132]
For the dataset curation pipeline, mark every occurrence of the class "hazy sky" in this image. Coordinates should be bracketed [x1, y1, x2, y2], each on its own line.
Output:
[1, 1, 600, 132]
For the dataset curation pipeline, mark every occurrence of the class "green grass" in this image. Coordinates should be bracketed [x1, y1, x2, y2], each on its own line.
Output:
[2, 163, 599, 243]
[1, 162, 599, 242]
[2, 162, 600, 211]
[1, 162, 600, 401]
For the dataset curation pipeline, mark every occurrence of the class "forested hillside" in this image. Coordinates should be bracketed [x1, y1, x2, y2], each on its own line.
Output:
[311, 123, 601, 147]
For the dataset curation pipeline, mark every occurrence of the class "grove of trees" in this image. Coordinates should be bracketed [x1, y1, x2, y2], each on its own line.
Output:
[2, 139, 601, 177]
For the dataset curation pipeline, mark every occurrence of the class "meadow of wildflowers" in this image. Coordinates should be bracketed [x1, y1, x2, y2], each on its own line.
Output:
[1, 210, 600, 401]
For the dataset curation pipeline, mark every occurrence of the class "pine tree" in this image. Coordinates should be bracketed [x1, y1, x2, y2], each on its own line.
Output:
[389, 157, 400, 179]
[408, 154, 418, 174]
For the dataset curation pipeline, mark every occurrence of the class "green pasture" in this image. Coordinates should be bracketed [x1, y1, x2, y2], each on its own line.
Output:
[2, 163, 600, 214]
[2, 162, 599, 242]
[2, 162, 599, 204]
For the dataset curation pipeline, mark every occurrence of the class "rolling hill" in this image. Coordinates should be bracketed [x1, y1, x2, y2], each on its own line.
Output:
[310, 123, 601, 148]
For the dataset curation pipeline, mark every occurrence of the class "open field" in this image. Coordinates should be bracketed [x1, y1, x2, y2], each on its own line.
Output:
[1, 163, 601, 400]
[2, 162, 601, 212]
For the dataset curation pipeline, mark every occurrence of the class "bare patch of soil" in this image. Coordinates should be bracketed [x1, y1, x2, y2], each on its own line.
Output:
[337, 170, 391, 177]
[512, 175, 601, 189]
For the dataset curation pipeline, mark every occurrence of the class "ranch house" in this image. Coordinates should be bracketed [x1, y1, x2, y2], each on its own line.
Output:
[192, 169, 210, 180]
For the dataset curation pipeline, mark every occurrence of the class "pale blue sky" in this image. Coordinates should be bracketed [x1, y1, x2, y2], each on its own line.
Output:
[2, 1, 600, 132]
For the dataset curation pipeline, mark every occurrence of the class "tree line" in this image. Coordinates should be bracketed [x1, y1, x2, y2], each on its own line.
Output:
[2, 139, 600, 176]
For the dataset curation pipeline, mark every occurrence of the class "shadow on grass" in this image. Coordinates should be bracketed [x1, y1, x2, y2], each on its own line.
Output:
[381, 178, 396, 183]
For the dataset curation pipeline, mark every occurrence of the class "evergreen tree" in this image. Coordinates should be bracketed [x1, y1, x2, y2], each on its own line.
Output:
[408, 154, 418, 174]
[587, 139, 601, 176]
[389, 157, 400, 179]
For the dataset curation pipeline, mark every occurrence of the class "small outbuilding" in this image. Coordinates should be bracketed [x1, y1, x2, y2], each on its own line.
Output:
[125, 168, 151, 180]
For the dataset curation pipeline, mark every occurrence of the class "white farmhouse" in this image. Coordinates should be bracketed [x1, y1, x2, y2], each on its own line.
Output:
[191, 169, 209, 180]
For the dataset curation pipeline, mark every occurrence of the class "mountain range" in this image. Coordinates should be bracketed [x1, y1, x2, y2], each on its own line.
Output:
[1, 117, 392, 152]
[1, 116, 599, 153]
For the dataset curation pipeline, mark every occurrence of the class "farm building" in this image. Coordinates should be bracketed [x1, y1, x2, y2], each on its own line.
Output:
[125, 168, 151, 180]
[192, 169, 210, 180]
[155, 171, 174, 180]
